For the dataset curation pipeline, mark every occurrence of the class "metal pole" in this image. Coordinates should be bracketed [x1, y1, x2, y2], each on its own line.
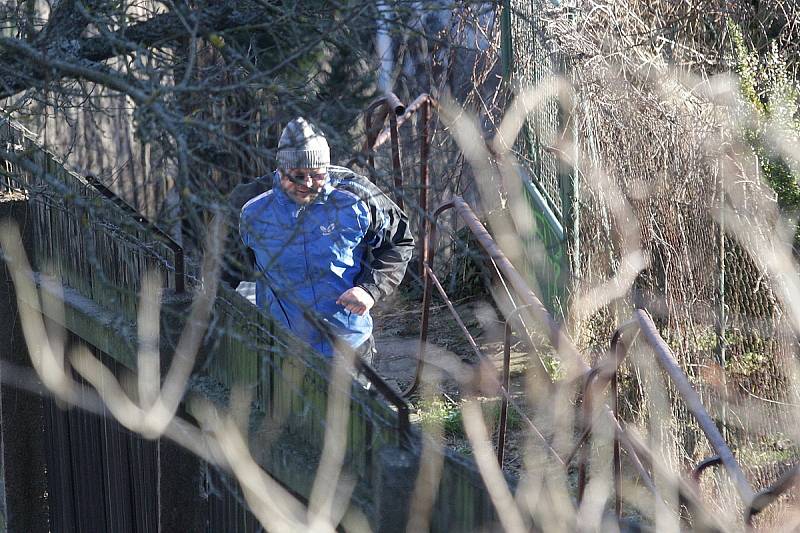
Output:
[363, 97, 391, 170]
[371, 94, 435, 150]
[419, 100, 431, 282]
[497, 320, 511, 466]
[635, 310, 755, 506]
[389, 110, 404, 210]
[715, 172, 728, 441]
[449, 197, 585, 373]
[403, 203, 452, 398]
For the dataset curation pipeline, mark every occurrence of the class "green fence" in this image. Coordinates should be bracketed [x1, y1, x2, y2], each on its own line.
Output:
[502, 0, 579, 315]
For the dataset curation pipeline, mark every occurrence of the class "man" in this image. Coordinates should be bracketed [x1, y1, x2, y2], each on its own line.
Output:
[239, 117, 414, 360]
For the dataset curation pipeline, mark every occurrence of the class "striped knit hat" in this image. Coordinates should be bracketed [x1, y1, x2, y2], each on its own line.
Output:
[277, 117, 330, 169]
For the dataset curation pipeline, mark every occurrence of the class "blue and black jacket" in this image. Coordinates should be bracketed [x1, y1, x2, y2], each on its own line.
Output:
[239, 166, 414, 356]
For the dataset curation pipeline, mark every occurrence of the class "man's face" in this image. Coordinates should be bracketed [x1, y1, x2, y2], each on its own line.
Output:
[279, 167, 328, 205]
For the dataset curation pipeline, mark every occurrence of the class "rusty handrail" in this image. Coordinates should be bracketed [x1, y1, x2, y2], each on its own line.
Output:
[634, 310, 755, 506]
[579, 310, 759, 514]
[363, 99, 390, 169]
[411, 196, 751, 520]
[418, 98, 431, 281]
[572, 320, 637, 515]
[408, 197, 579, 463]
[411, 195, 578, 378]
[447, 197, 586, 374]
[407, 198, 563, 463]
[618, 422, 727, 532]
[405, 200, 453, 397]
[371, 94, 437, 149]
[746, 464, 800, 525]
[497, 303, 562, 466]
[362, 92, 405, 166]
[416, 262, 563, 465]
[692, 455, 722, 484]
[499, 304, 533, 466]
[363, 93, 436, 276]
[388, 108, 405, 210]
[422, 262, 486, 363]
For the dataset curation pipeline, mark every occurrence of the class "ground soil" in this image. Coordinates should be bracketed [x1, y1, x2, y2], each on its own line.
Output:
[371, 290, 535, 475]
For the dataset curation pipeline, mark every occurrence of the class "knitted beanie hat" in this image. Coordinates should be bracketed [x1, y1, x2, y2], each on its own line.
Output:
[277, 117, 331, 169]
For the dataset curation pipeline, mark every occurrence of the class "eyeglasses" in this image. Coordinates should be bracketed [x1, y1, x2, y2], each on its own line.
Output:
[283, 170, 327, 186]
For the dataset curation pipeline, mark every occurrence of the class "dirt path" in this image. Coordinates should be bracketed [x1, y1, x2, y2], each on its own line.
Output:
[371, 291, 536, 474]
[372, 292, 531, 394]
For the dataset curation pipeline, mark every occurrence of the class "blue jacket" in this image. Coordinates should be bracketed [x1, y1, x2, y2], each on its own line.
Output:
[239, 166, 414, 356]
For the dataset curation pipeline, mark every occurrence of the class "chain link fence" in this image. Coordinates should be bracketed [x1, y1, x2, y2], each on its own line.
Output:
[506, 0, 800, 525]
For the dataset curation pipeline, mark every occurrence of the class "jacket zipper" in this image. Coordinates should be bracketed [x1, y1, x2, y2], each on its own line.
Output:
[301, 206, 323, 350]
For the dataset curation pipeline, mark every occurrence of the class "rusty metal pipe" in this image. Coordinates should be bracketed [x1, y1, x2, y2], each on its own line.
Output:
[424, 263, 484, 362]
[417, 269, 561, 465]
[419, 195, 573, 368]
[388, 111, 404, 210]
[497, 303, 541, 467]
[619, 424, 728, 532]
[404, 201, 454, 398]
[363, 98, 391, 169]
[419, 99, 431, 282]
[573, 321, 637, 511]
[635, 309, 755, 506]
[409, 199, 568, 465]
[614, 422, 659, 498]
[746, 464, 800, 525]
[449, 197, 587, 376]
[565, 418, 592, 467]
[609, 321, 640, 519]
[570, 421, 660, 518]
[384, 91, 406, 116]
[372, 94, 438, 150]
[692, 455, 722, 485]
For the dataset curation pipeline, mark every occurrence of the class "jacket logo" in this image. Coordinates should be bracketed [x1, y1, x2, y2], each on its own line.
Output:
[320, 223, 336, 236]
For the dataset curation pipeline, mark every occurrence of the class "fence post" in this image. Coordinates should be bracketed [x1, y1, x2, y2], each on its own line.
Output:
[158, 414, 208, 531]
[715, 171, 728, 441]
[375, 445, 419, 532]
[157, 292, 211, 530]
[0, 195, 50, 532]
[557, 55, 579, 311]
[500, 0, 513, 83]
[158, 290, 208, 375]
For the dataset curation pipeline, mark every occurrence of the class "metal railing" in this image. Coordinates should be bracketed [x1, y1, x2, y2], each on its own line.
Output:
[408, 196, 568, 465]
[355, 92, 437, 280]
[574, 309, 800, 523]
[401, 193, 797, 525]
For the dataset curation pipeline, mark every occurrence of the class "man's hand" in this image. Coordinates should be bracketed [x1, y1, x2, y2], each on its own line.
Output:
[336, 286, 375, 316]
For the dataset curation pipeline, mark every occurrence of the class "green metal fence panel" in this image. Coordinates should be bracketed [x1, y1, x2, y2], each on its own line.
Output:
[502, 0, 579, 314]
